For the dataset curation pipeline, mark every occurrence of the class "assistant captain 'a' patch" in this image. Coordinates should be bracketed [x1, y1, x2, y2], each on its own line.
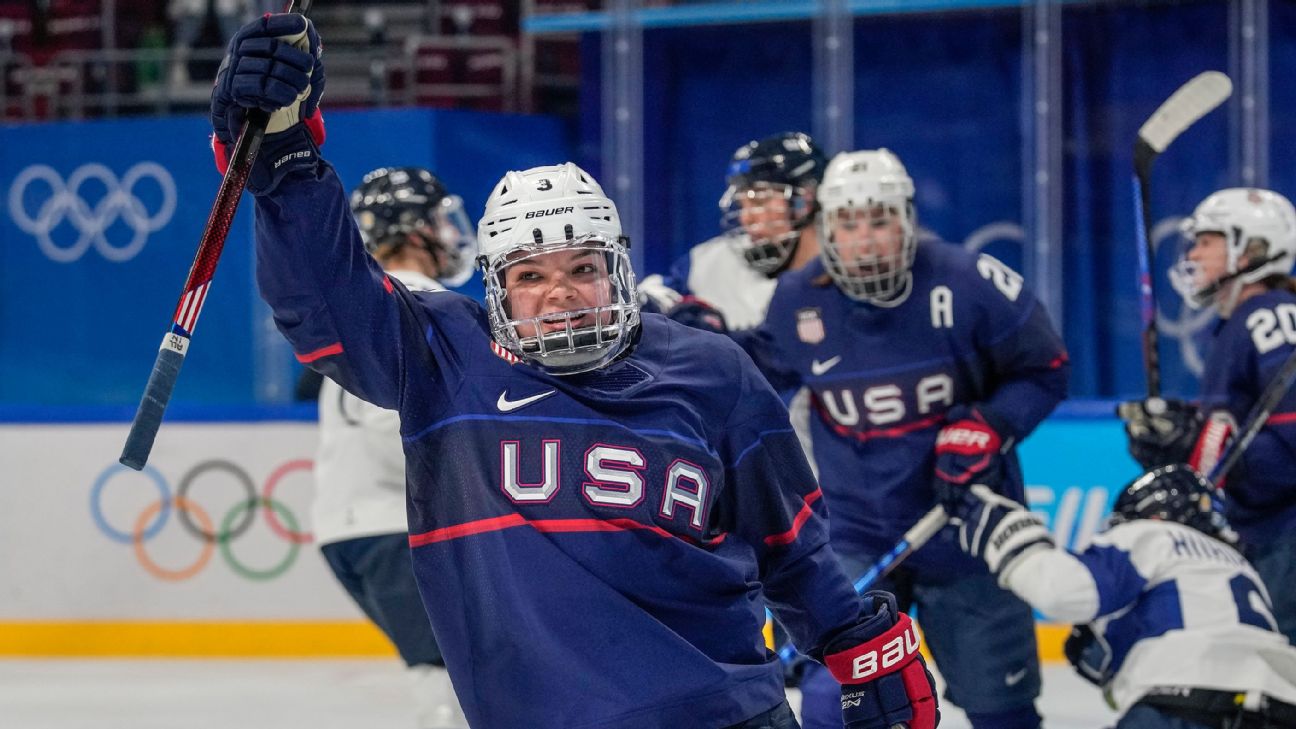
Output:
[796, 308, 825, 344]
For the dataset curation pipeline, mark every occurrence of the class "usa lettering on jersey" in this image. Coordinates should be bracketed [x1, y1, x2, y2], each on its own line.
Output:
[819, 374, 954, 427]
[500, 439, 712, 532]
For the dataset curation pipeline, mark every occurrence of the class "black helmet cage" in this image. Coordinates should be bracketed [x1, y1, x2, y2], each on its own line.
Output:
[718, 132, 827, 275]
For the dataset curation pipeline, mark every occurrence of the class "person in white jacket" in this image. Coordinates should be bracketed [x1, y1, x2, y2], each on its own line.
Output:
[945, 462, 1296, 728]
[312, 166, 475, 729]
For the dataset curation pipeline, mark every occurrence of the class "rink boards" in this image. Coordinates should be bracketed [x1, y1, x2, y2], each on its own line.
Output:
[0, 414, 1136, 658]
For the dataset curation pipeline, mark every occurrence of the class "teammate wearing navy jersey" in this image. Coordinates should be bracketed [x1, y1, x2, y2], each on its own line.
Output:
[739, 150, 1068, 729]
[1121, 188, 1296, 644]
[945, 464, 1296, 728]
[312, 166, 476, 729]
[213, 15, 939, 728]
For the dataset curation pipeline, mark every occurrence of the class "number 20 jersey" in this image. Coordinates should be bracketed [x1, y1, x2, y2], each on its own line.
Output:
[1199, 289, 1296, 545]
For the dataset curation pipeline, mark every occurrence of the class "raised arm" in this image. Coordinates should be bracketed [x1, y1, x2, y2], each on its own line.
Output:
[211, 14, 427, 408]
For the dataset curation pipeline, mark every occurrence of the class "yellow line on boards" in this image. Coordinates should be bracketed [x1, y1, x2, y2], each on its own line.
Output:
[0, 622, 397, 658]
[0, 621, 1074, 660]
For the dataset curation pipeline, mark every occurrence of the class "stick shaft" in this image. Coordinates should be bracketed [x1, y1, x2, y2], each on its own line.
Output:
[775, 505, 948, 662]
[119, 1, 309, 470]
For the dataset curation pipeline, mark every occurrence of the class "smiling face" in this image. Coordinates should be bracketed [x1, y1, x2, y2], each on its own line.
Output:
[501, 247, 614, 339]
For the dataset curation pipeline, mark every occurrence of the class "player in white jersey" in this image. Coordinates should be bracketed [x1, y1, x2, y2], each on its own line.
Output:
[947, 463, 1296, 728]
[639, 131, 826, 330]
[313, 166, 475, 729]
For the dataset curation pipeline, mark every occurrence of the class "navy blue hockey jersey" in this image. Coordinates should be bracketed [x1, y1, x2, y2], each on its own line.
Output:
[748, 244, 1068, 576]
[252, 162, 863, 728]
[1201, 289, 1296, 544]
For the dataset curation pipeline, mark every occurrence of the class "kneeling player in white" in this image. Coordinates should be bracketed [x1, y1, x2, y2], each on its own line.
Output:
[947, 464, 1296, 728]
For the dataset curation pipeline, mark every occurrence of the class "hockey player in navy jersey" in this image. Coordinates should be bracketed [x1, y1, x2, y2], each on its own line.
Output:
[733, 149, 1068, 729]
[312, 166, 476, 729]
[212, 14, 939, 729]
[946, 464, 1296, 728]
[1120, 188, 1296, 644]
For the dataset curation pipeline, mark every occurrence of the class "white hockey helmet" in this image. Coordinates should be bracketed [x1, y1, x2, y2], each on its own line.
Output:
[816, 149, 917, 303]
[477, 163, 640, 375]
[1170, 188, 1296, 309]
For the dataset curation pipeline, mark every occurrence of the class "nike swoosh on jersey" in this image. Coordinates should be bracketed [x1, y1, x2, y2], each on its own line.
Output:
[1004, 668, 1029, 687]
[810, 356, 842, 376]
[496, 389, 557, 413]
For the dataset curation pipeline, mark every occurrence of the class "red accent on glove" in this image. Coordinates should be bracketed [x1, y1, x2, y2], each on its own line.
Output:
[211, 107, 327, 176]
[1189, 412, 1234, 488]
[900, 657, 940, 729]
[934, 415, 1002, 484]
[825, 612, 921, 684]
[212, 134, 231, 176]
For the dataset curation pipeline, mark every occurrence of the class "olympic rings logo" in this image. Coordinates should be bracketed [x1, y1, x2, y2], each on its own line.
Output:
[89, 459, 314, 582]
[8, 162, 177, 263]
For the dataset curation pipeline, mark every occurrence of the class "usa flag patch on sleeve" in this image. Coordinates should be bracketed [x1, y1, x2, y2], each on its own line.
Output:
[796, 308, 825, 344]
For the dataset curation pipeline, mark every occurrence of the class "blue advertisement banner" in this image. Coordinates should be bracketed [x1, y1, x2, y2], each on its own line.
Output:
[1018, 414, 1138, 551]
[1, 108, 570, 407]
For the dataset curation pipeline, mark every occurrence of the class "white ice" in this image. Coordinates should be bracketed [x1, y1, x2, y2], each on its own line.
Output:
[0, 659, 1118, 728]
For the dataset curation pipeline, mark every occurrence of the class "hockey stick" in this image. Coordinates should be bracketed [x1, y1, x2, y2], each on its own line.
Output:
[120, 0, 313, 471]
[775, 505, 948, 663]
[1133, 71, 1232, 397]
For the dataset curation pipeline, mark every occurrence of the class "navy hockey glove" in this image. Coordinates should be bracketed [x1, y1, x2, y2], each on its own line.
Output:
[947, 484, 1053, 581]
[1117, 397, 1203, 470]
[933, 406, 1008, 508]
[665, 296, 728, 334]
[210, 13, 325, 193]
[823, 591, 939, 729]
[1063, 624, 1111, 688]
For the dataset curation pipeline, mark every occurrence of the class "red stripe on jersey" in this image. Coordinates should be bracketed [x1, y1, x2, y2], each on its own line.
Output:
[764, 489, 823, 548]
[295, 342, 344, 363]
[409, 514, 726, 548]
[813, 405, 945, 443]
[409, 514, 527, 547]
[1267, 412, 1296, 426]
[383, 275, 394, 294]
